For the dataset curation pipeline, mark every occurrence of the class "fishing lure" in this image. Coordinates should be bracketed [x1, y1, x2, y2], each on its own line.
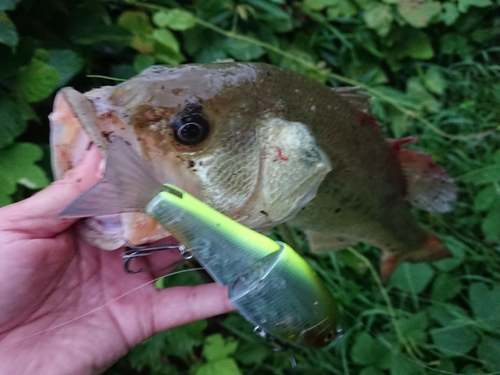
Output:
[60, 137, 339, 348]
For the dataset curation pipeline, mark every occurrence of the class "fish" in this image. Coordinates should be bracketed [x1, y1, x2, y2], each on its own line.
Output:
[49, 62, 456, 279]
[60, 137, 339, 348]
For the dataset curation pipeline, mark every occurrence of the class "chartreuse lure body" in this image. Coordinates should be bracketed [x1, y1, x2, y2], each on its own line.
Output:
[60, 137, 339, 348]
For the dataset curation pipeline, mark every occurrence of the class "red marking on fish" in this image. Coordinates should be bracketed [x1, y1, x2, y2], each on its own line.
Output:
[275, 146, 289, 161]
[358, 112, 380, 129]
[388, 136, 419, 151]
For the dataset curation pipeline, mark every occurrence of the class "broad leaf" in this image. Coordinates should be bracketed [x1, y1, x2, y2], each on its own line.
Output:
[195, 358, 242, 375]
[0, 143, 49, 206]
[388, 263, 434, 294]
[0, 0, 21, 11]
[431, 273, 461, 301]
[48, 49, 84, 87]
[469, 282, 500, 331]
[0, 96, 25, 148]
[223, 38, 264, 61]
[477, 335, 500, 371]
[16, 57, 60, 103]
[398, 0, 441, 28]
[0, 11, 17, 48]
[363, 4, 392, 37]
[153, 9, 195, 30]
[351, 332, 391, 368]
[430, 326, 478, 356]
[202, 334, 239, 362]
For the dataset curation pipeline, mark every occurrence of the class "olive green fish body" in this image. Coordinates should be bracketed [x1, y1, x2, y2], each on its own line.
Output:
[52, 63, 456, 278]
[249, 65, 423, 253]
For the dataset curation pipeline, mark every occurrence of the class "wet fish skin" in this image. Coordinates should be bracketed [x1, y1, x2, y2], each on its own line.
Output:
[50, 62, 456, 278]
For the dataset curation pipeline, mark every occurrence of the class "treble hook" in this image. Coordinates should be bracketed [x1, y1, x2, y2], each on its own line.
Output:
[253, 326, 298, 371]
[122, 241, 193, 274]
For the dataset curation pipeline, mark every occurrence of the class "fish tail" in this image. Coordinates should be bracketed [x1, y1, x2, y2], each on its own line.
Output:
[389, 137, 457, 213]
[60, 137, 163, 217]
[380, 232, 452, 281]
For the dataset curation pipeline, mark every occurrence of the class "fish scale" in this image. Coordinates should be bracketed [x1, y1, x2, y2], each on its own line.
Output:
[50, 62, 456, 278]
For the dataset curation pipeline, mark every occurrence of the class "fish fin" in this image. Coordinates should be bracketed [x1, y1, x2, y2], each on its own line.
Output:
[307, 230, 358, 253]
[60, 137, 163, 217]
[389, 138, 457, 213]
[60, 87, 109, 153]
[380, 232, 452, 281]
[333, 87, 379, 128]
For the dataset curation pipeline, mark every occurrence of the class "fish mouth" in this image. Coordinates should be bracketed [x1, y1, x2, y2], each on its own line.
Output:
[50, 88, 173, 250]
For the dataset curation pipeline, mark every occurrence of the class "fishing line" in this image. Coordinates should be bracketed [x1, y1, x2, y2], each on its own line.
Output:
[5, 267, 203, 344]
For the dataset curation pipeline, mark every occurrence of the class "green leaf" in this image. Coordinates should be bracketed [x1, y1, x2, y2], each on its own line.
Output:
[233, 340, 269, 365]
[223, 38, 264, 61]
[153, 28, 180, 53]
[458, 0, 492, 13]
[326, 0, 358, 18]
[482, 204, 500, 243]
[0, 143, 49, 206]
[350, 332, 391, 368]
[424, 68, 446, 95]
[477, 335, 500, 371]
[16, 58, 60, 103]
[430, 326, 478, 356]
[431, 273, 461, 301]
[133, 53, 155, 73]
[397, 0, 441, 28]
[0, 0, 21, 10]
[461, 164, 500, 184]
[0, 11, 18, 48]
[0, 96, 25, 148]
[389, 351, 422, 375]
[398, 312, 428, 345]
[441, 3, 459, 26]
[388, 30, 434, 61]
[440, 33, 469, 55]
[195, 358, 242, 375]
[388, 263, 434, 294]
[202, 334, 239, 362]
[363, 4, 393, 37]
[70, 23, 131, 46]
[164, 320, 208, 360]
[473, 185, 498, 211]
[153, 9, 195, 30]
[127, 331, 170, 373]
[428, 304, 469, 326]
[118, 11, 152, 37]
[407, 76, 441, 112]
[48, 49, 84, 87]
[433, 237, 466, 271]
[304, 0, 338, 11]
[469, 282, 500, 331]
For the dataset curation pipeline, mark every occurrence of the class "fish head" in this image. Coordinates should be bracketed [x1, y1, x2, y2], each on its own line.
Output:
[50, 63, 332, 249]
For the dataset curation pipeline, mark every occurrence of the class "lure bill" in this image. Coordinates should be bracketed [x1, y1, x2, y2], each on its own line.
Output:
[60, 137, 339, 348]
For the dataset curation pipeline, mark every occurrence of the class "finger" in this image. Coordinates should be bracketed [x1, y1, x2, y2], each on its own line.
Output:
[150, 283, 235, 333]
[3, 145, 102, 237]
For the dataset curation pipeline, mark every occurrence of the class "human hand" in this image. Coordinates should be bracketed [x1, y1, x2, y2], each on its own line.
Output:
[0, 146, 233, 375]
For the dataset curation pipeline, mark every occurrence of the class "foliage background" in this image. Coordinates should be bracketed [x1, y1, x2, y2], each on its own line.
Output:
[1, 0, 500, 374]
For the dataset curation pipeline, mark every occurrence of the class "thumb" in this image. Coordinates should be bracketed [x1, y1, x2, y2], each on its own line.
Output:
[2, 145, 102, 238]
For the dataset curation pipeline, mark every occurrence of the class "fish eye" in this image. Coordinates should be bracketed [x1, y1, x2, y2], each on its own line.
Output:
[171, 114, 209, 145]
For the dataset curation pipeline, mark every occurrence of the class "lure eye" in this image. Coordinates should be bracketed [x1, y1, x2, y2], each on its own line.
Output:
[324, 330, 336, 342]
[171, 114, 209, 145]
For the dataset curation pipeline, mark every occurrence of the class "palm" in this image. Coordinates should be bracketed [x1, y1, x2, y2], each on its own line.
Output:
[0, 148, 232, 374]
